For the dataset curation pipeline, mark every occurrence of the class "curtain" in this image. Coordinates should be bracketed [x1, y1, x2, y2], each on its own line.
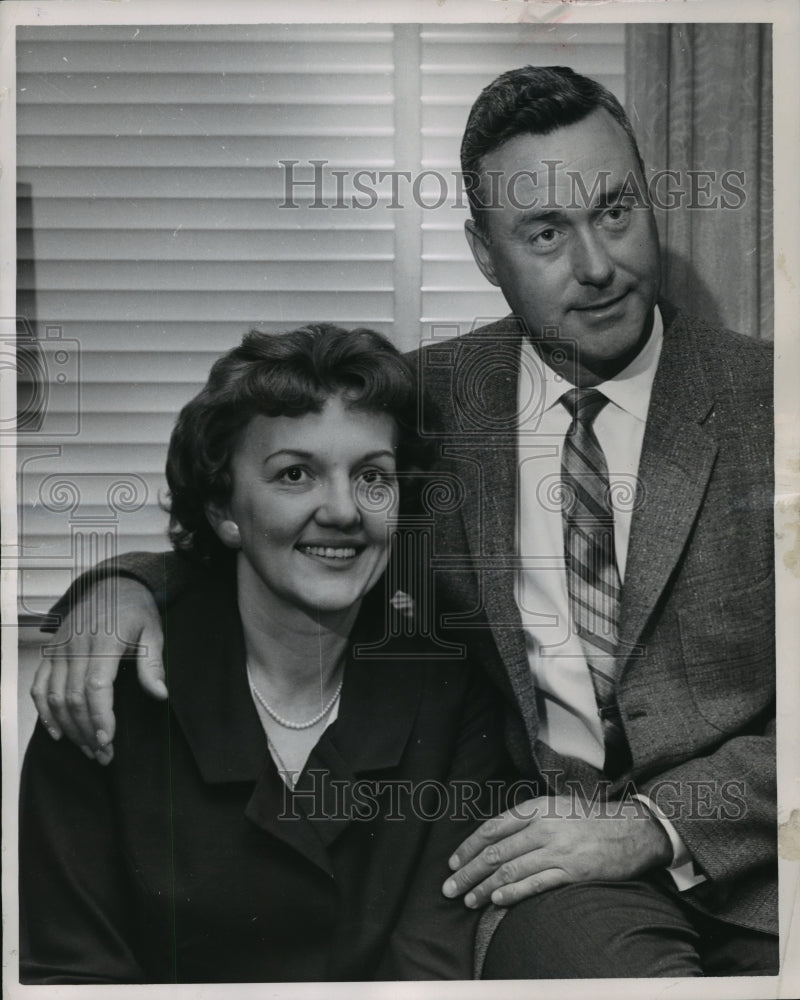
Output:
[626, 24, 773, 340]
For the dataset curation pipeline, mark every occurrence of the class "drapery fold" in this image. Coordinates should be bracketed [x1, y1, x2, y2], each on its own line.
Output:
[626, 24, 773, 340]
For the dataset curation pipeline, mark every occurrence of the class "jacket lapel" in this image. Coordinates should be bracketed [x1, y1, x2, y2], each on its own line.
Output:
[448, 324, 540, 742]
[162, 575, 333, 872]
[164, 574, 423, 878]
[294, 647, 424, 848]
[163, 569, 266, 785]
[247, 649, 424, 868]
[618, 307, 718, 669]
[445, 309, 719, 743]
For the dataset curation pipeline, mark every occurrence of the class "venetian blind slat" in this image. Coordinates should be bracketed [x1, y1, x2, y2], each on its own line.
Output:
[419, 24, 626, 334]
[16, 23, 627, 611]
[18, 229, 395, 261]
[17, 24, 402, 610]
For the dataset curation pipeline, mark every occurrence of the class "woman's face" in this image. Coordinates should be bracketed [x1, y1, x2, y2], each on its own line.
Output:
[212, 394, 400, 618]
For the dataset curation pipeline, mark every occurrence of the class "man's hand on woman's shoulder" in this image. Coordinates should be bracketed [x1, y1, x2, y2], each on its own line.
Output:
[31, 577, 168, 764]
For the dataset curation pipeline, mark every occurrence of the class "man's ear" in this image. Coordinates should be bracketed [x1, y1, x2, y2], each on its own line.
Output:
[465, 218, 500, 288]
[205, 503, 241, 549]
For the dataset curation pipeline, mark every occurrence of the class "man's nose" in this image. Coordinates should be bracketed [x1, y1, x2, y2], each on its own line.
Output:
[572, 229, 615, 287]
[315, 476, 361, 527]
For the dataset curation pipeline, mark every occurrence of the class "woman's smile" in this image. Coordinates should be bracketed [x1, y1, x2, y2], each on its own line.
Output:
[215, 395, 399, 620]
[297, 542, 363, 563]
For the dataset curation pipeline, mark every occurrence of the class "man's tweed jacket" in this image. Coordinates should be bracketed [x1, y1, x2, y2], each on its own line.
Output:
[413, 301, 775, 935]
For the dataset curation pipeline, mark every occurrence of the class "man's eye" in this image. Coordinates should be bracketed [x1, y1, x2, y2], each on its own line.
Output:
[530, 227, 564, 251]
[603, 205, 631, 226]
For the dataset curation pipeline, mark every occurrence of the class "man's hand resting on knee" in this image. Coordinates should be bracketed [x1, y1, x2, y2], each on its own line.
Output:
[31, 578, 168, 764]
[442, 795, 673, 908]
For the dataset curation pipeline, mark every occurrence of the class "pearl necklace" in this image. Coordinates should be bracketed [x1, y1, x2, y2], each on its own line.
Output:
[247, 664, 343, 731]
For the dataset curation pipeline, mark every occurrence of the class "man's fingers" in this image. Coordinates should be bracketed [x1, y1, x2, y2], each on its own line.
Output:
[134, 623, 168, 700]
[63, 645, 118, 749]
[40, 658, 87, 750]
[63, 671, 97, 749]
[448, 799, 541, 870]
[30, 578, 166, 760]
[85, 658, 122, 751]
[30, 658, 63, 740]
[489, 867, 566, 907]
[443, 824, 547, 900]
[457, 848, 559, 909]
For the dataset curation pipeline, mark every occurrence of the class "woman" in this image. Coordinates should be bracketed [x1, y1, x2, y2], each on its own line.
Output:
[20, 324, 505, 983]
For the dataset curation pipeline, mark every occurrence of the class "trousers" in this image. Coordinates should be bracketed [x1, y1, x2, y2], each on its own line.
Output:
[480, 878, 779, 979]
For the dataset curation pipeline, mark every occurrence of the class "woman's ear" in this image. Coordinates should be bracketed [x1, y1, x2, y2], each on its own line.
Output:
[205, 503, 241, 549]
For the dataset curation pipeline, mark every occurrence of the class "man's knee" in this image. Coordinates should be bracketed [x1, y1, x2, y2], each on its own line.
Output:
[481, 880, 703, 979]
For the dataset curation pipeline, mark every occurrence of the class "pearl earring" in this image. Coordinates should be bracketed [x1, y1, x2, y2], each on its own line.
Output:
[219, 519, 241, 547]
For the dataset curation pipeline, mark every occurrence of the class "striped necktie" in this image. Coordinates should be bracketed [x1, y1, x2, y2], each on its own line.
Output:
[560, 387, 630, 777]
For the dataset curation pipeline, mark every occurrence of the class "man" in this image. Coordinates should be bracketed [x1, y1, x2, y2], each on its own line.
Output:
[32, 66, 776, 977]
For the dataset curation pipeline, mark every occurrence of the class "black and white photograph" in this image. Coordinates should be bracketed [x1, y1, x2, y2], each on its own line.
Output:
[2, 1, 799, 997]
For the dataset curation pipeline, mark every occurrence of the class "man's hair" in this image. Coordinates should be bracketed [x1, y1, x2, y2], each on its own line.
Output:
[165, 323, 426, 564]
[460, 65, 646, 229]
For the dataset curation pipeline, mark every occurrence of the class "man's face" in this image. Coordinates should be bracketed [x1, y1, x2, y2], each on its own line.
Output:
[465, 109, 661, 384]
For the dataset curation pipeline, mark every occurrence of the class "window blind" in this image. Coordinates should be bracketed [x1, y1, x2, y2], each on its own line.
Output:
[419, 24, 626, 335]
[16, 22, 625, 616]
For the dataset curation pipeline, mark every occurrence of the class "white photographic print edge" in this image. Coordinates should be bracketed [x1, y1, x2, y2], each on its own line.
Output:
[1, 2, 798, 999]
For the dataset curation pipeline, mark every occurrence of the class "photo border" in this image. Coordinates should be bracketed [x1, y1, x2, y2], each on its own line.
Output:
[2, 2, 797, 999]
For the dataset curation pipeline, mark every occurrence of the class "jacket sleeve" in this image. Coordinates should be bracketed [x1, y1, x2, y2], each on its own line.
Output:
[631, 526, 777, 929]
[47, 550, 198, 628]
[19, 722, 146, 983]
[636, 714, 776, 933]
[629, 331, 777, 933]
[373, 668, 510, 980]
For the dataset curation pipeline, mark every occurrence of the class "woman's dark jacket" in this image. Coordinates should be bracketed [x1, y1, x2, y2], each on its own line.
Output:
[20, 567, 506, 983]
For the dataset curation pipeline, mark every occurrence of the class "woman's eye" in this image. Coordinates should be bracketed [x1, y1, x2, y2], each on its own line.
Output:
[278, 466, 310, 484]
[360, 468, 394, 485]
[355, 468, 398, 511]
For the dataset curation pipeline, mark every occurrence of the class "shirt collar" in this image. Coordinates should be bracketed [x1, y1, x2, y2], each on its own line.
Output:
[532, 306, 664, 423]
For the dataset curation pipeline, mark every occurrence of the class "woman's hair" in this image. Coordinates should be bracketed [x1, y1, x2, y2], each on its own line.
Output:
[165, 323, 429, 563]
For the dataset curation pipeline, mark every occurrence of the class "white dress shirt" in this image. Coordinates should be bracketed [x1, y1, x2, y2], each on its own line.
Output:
[515, 307, 703, 889]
